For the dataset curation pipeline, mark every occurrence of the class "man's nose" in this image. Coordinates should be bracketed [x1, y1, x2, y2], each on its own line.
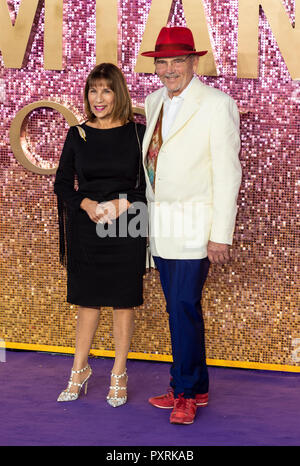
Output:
[166, 61, 175, 72]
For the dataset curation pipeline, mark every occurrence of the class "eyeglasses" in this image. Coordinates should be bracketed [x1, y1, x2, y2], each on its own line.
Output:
[154, 55, 193, 69]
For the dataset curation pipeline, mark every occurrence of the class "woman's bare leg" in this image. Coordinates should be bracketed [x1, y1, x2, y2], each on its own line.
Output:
[66, 306, 101, 393]
[108, 308, 135, 398]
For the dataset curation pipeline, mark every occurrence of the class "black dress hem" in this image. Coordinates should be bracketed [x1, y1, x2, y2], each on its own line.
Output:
[66, 298, 144, 308]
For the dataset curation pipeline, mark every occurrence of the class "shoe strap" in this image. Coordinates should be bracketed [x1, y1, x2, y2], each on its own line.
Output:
[109, 369, 127, 397]
[71, 364, 90, 375]
[109, 385, 127, 390]
[67, 381, 83, 388]
[65, 365, 91, 392]
[110, 368, 127, 379]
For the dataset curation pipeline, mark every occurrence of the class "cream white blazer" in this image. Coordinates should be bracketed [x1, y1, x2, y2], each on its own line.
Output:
[142, 77, 242, 259]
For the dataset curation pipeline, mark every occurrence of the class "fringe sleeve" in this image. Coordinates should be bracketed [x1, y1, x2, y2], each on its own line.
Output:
[54, 127, 85, 269]
[57, 195, 68, 267]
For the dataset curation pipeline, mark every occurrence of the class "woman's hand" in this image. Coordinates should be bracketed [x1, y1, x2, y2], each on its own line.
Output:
[80, 198, 104, 224]
[97, 199, 130, 224]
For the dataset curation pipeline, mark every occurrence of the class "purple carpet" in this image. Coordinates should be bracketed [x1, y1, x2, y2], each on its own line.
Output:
[0, 350, 299, 446]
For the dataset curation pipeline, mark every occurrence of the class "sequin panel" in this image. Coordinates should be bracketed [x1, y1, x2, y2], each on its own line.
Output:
[0, 0, 299, 368]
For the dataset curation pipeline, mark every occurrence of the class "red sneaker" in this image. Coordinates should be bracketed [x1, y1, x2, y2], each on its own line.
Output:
[148, 388, 174, 409]
[170, 394, 197, 425]
[149, 388, 208, 409]
[196, 392, 209, 407]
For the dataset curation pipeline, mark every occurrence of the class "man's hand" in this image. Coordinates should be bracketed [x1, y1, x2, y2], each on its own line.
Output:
[207, 241, 230, 265]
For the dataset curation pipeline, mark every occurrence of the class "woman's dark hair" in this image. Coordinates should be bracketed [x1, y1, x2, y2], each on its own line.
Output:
[84, 63, 134, 124]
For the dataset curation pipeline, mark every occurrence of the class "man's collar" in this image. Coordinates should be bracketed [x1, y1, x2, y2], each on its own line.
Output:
[163, 76, 196, 101]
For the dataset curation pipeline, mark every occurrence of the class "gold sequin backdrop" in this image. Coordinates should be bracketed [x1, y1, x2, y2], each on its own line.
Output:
[0, 0, 299, 371]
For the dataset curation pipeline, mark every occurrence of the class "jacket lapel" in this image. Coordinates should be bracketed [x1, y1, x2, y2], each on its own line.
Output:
[162, 78, 205, 145]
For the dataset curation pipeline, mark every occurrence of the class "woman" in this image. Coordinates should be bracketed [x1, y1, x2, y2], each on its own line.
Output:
[54, 63, 146, 407]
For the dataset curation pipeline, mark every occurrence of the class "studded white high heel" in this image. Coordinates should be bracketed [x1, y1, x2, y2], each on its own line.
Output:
[57, 364, 92, 402]
[106, 369, 128, 407]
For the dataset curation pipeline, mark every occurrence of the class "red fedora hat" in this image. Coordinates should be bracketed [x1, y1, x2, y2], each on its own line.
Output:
[141, 26, 207, 58]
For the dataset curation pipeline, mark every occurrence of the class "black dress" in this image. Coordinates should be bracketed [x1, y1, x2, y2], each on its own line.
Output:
[54, 121, 147, 308]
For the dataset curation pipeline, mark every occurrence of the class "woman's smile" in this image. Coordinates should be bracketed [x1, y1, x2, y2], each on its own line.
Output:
[94, 105, 106, 112]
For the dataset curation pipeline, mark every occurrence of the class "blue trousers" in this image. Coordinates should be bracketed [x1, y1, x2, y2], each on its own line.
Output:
[153, 256, 210, 398]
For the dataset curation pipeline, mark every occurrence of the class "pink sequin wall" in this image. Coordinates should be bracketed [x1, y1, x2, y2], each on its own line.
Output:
[0, 0, 299, 369]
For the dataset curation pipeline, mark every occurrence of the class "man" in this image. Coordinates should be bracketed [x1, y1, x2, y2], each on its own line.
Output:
[141, 26, 242, 425]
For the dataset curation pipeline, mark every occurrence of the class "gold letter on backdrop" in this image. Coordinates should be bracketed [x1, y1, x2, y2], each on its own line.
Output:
[10, 101, 79, 175]
[135, 0, 217, 75]
[0, 0, 40, 68]
[238, 0, 300, 79]
[96, 0, 118, 65]
[0, 0, 63, 70]
[44, 0, 63, 70]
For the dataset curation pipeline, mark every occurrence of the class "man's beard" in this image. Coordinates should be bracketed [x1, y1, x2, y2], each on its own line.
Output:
[163, 74, 182, 93]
